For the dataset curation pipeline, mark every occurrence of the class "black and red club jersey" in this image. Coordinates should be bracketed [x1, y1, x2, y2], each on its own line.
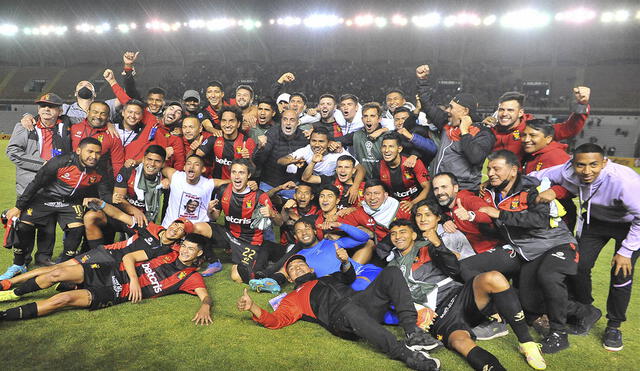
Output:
[198, 133, 256, 179]
[374, 156, 429, 201]
[215, 184, 275, 245]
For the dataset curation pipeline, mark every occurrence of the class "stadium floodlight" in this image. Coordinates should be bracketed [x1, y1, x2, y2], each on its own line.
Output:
[345, 19, 353, 26]
[500, 9, 550, 29]
[601, 10, 630, 23]
[277, 17, 301, 27]
[411, 13, 441, 27]
[555, 7, 596, 24]
[94, 22, 110, 34]
[391, 14, 408, 26]
[239, 19, 260, 30]
[206, 18, 236, 31]
[443, 15, 456, 27]
[117, 23, 130, 33]
[354, 14, 374, 27]
[483, 14, 497, 26]
[269, 19, 275, 25]
[303, 14, 341, 28]
[0, 24, 19, 36]
[374, 16, 387, 28]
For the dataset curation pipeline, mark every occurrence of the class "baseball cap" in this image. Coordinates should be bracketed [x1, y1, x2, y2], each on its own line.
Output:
[277, 93, 291, 104]
[35, 93, 63, 106]
[182, 90, 201, 103]
[284, 254, 307, 271]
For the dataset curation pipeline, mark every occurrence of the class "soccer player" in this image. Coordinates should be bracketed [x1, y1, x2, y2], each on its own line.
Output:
[374, 132, 431, 212]
[182, 90, 201, 117]
[309, 93, 343, 139]
[194, 159, 284, 283]
[237, 251, 441, 371]
[196, 105, 256, 180]
[386, 220, 546, 371]
[279, 184, 321, 245]
[301, 154, 365, 209]
[0, 234, 213, 326]
[2, 138, 110, 276]
[530, 143, 640, 351]
[200, 80, 225, 135]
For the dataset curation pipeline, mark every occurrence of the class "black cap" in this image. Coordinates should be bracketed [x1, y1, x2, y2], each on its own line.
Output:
[452, 93, 478, 112]
[35, 93, 64, 106]
[284, 254, 307, 271]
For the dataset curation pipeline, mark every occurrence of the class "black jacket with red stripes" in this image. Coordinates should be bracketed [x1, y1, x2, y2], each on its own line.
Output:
[16, 152, 111, 210]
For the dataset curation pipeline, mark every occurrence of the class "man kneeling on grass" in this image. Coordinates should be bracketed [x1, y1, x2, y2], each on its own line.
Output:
[0, 234, 212, 325]
[386, 219, 546, 371]
[237, 247, 441, 371]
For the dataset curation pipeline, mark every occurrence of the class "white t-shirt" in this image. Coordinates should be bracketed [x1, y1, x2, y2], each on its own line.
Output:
[161, 171, 215, 227]
[286, 145, 357, 176]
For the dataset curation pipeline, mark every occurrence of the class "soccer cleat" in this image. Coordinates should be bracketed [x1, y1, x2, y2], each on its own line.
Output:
[540, 331, 569, 354]
[405, 350, 441, 371]
[602, 327, 623, 352]
[249, 278, 281, 294]
[200, 261, 223, 277]
[406, 327, 441, 352]
[519, 341, 547, 370]
[0, 279, 11, 291]
[0, 264, 27, 280]
[0, 289, 20, 302]
[567, 305, 601, 336]
[472, 320, 509, 340]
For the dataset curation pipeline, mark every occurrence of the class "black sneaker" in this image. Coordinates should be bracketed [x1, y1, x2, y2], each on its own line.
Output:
[405, 350, 441, 371]
[406, 328, 441, 351]
[540, 331, 569, 354]
[567, 305, 602, 336]
[472, 320, 509, 340]
[603, 327, 623, 351]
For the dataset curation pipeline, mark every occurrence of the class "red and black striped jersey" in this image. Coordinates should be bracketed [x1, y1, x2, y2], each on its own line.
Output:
[101, 222, 178, 260]
[319, 175, 365, 209]
[114, 165, 162, 212]
[375, 156, 430, 201]
[280, 205, 321, 245]
[198, 133, 256, 179]
[215, 184, 274, 245]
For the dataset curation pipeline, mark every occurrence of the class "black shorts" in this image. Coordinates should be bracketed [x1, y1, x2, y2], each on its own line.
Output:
[106, 216, 136, 236]
[79, 250, 127, 310]
[20, 199, 84, 229]
[430, 281, 493, 346]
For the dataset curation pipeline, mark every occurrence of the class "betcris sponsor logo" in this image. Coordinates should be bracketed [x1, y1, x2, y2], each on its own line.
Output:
[141, 263, 163, 293]
[225, 215, 252, 225]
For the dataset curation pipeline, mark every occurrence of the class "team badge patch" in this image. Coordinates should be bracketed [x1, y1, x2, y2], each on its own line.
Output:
[81, 255, 90, 263]
[178, 272, 187, 279]
[97, 134, 103, 143]
[245, 200, 253, 209]
[512, 130, 520, 140]
[404, 171, 414, 180]
[510, 200, 520, 209]
[535, 162, 543, 171]
[91, 264, 100, 269]
[27, 208, 33, 216]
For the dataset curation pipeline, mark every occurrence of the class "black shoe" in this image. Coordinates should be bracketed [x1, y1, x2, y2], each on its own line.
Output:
[567, 305, 602, 336]
[406, 328, 441, 351]
[603, 327, 623, 351]
[35, 257, 56, 267]
[540, 331, 569, 354]
[405, 350, 441, 371]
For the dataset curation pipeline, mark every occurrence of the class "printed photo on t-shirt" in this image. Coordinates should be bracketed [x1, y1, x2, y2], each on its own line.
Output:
[179, 192, 202, 219]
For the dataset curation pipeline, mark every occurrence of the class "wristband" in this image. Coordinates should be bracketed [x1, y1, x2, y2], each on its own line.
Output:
[468, 211, 476, 222]
[99, 201, 106, 210]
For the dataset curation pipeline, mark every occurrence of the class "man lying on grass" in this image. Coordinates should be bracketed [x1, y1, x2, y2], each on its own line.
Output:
[0, 234, 212, 325]
[237, 247, 441, 371]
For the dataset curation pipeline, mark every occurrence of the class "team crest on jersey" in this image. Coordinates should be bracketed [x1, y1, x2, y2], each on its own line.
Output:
[510, 199, 520, 209]
[91, 264, 100, 269]
[165, 133, 171, 138]
[74, 131, 83, 138]
[163, 255, 172, 263]
[536, 162, 543, 171]
[116, 174, 123, 183]
[512, 130, 520, 141]
[197, 113, 203, 119]
[404, 171, 414, 180]
[88, 176, 98, 184]
[97, 134, 103, 143]
[236, 146, 243, 153]
[61, 172, 71, 180]
[81, 255, 90, 263]
[245, 200, 253, 209]
[178, 272, 187, 279]
[26, 208, 33, 216]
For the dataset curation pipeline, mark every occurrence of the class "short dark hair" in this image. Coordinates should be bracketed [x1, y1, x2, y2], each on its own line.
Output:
[144, 144, 167, 159]
[339, 93, 359, 105]
[318, 93, 337, 103]
[432, 172, 459, 186]
[147, 87, 166, 97]
[336, 155, 356, 166]
[257, 97, 278, 113]
[207, 80, 224, 90]
[388, 219, 418, 233]
[498, 91, 525, 107]
[362, 102, 382, 117]
[293, 215, 316, 231]
[393, 106, 412, 116]
[319, 184, 340, 198]
[290, 92, 307, 104]
[78, 137, 102, 148]
[386, 89, 406, 98]
[364, 178, 388, 193]
[525, 119, 555, 137]
[219, 105, 243, 124]
[310, 126, 330, 140]
[125, 99, 146, 110]
[381, 131, 403, 146]
[186, 154, 205, 165]
[89, 100, 110, 112]
[487, 149, 520, 167]
[183, 233, 209, 249]
[574, 143, 605, 157]
[230, 158, 255, 176]
[235, 85, 254, 98]
[411, 198, 445, 222]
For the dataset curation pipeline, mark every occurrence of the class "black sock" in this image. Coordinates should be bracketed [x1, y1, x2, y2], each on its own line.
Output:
[2, 302, 38, 321]
[466, 346, 505, 371]
[491, 288, 533, 343]
[271, 272, 287, 285]
[87, 238, 104, 250]
[14, 277, 42, 296]
[13, 223, 36, 266]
